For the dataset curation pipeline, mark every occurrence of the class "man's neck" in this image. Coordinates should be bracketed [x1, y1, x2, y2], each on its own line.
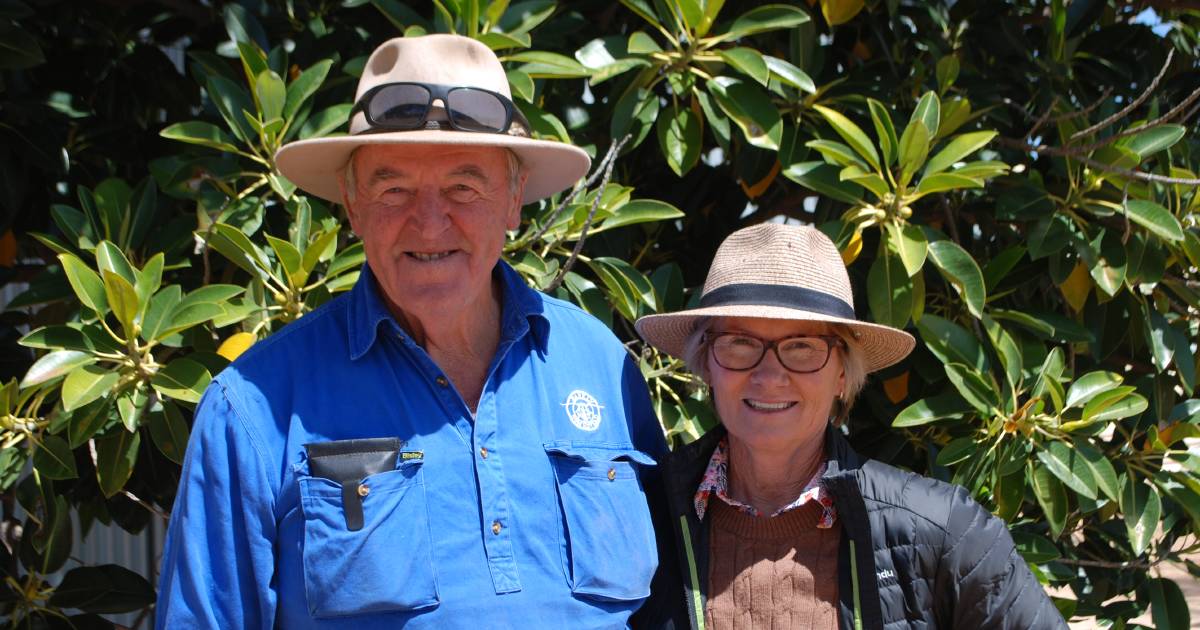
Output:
[390, 278, 505, 412]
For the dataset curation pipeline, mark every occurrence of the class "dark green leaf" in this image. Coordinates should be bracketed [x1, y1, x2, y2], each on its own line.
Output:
[707, 77, 782, 150]
[916, 314, 988, 371]
[812, 104, 880, 172]
[1030, 462, 1068, 537]
[867, 99, 898, 166]
[283, 59, 332, 121]
[1036, 440, 1097, 499]
[59, 253, 108, 313]
[151, 358, 212, 404]
[61, 365, 119, 412]
[925, 131, 997, 175]
[655, 106, 702, 176]
[719, 47, 769, 86]
[33, 435, 78, 480]
[944, 362, 999, 415]
[148, 401, 190, 465]
[721, 4, 811, 39]
[927, 240, 986, 318]
[1065, 371, 1123, 409]
[867, 248, 912, 328]
[1120, 475, 1160, 556]
[160, 121, 241, 153]
[1125, 199, 1184, 242]
[892, 391, 972, 427]
[764, 55, 814, 93]
[94, 430, 140, 499]
[298, 104, 352, 139]
[48, 564, 156, 614]
[21, 350, 95, 388]
[912, 91, 940, 138]
[1122, 124, 1186, 159]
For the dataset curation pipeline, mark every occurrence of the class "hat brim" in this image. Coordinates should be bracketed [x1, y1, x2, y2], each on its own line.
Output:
[275, 130, 592, 205]
[635, 304, 916, 373]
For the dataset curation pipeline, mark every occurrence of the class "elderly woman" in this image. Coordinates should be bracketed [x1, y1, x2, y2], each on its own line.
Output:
[633, 224, 1064, 629]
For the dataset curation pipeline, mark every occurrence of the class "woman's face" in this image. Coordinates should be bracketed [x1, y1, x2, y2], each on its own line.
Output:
[705, 316, 846, 456]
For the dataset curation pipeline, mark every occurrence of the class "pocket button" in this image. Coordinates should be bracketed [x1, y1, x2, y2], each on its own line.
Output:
[607, 468, 616, 481]
[492, 520, 502, 535]
[357, 483, 370, 497]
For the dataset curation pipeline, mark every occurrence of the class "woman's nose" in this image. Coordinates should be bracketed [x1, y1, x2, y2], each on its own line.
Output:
[749, 347, 790, 384]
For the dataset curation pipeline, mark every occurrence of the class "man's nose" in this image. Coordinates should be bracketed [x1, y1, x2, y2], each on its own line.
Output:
[410, 188, 451, 237]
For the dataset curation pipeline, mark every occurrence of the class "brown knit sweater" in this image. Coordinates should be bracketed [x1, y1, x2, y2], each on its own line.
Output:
[705, 498, 841, 629]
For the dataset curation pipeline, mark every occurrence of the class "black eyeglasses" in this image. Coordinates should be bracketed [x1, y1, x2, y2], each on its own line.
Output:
[704, 332, 844, 373]
[351, 82, 530, 134]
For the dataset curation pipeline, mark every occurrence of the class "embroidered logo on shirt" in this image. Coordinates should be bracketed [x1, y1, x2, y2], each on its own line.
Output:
[401, 451, 424, 461]
[562, 389, 603, 431]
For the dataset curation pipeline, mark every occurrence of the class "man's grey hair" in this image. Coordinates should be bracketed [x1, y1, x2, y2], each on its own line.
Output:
[681, 317, 868, 426]
[340, 146, 524, 203]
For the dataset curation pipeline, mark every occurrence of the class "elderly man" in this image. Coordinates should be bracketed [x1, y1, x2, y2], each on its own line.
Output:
[157, 35, 667, 628]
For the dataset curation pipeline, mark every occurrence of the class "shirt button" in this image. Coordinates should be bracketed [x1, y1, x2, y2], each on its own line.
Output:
[480, 446, 488, 459]
[607, 468, 616, 481]
[357, 483, 370, 497]
[435, 376, 449, 387]
[491, 520, 502, 535]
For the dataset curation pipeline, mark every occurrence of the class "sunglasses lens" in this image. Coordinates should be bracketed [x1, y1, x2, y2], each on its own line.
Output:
[368, 84, 432, 128]
[446, 88, 509, 132]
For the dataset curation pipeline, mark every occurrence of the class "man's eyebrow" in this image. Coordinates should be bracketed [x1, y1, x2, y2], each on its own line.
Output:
[367, 166, 406, 186]
[447, 165, 490, 182]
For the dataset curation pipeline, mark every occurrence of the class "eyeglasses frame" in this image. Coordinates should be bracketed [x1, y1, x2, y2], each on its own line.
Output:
[351, 82, 530, 134]
[703, 331, 846, 374]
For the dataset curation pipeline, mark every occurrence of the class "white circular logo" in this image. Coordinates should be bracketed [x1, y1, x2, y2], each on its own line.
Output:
[563, 389, 604, 432]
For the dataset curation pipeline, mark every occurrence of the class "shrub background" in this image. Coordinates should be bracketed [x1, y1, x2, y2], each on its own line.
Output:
[1, 1, 1198, 627]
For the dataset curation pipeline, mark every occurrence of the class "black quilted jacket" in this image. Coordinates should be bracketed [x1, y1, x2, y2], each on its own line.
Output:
[632, 424, 1068, 630]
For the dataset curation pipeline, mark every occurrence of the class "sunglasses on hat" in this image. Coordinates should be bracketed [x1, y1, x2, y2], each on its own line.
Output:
[351, 82, 530, 135]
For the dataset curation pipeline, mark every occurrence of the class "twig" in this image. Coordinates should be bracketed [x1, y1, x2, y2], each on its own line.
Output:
[996, 137, 1200, 185]
[1056, 557, 1157, 570]
[1070, 48, 1175, 140]
[1047, 88, 1113, 123]
[545, 134, 632, 292]
[123, 490, 170, 522]
[1071, 84, 1200, 154]
[524, 137, 632, 247]
[1026, 96, 1059, 142]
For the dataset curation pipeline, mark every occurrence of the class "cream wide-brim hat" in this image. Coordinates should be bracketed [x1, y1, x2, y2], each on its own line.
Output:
[635, 223, 916, 373]
[275, 34, 591, 205]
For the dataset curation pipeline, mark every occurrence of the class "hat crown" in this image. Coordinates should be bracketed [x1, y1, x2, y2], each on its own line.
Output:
[702, 223, 853, 308]
[351, 35, 511, 134]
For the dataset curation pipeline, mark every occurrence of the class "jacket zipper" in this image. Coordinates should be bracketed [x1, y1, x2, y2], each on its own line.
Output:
[679, 515, 706, 630]
[849, 539, 863, 630]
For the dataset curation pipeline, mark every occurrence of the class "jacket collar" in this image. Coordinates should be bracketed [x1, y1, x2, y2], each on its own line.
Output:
[347, 261, 549, 360]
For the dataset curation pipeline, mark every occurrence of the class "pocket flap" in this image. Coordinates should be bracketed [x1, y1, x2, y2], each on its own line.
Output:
[542, 441, 656, 466]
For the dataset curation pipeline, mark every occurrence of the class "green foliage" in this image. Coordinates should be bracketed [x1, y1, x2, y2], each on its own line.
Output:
[1, 0, 1199, 626]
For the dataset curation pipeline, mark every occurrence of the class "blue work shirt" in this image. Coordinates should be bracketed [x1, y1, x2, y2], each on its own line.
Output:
[157, 262, 666, 628]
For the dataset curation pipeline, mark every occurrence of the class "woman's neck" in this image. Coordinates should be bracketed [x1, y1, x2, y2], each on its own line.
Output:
[726, 435, 825, 516]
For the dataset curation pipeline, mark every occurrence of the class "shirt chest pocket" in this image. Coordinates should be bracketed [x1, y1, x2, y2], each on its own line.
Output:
[297, 458, 439, 618]
[543, 442, 658, 602]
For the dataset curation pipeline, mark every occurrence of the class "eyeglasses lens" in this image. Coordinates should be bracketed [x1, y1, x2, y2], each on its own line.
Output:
[446, 88, 509, 132]
[369, 84, 433, 128]
[711, 335, 831, 372]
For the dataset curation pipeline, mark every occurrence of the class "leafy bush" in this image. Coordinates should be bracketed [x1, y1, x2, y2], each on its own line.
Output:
[1, 1, 1198, 627]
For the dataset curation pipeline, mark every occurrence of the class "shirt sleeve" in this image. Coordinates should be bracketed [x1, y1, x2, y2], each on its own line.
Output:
[622, 355, 668, 459]
[156, 380, 279, 629]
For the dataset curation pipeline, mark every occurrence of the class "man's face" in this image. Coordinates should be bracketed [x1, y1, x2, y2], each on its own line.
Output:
[342, 143, 525, 325]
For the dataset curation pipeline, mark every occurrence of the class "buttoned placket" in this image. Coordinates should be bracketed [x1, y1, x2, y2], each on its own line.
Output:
[385, 320, 526, 595]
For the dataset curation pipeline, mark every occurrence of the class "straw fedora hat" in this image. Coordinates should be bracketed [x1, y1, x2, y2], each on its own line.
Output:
[275, 34, 591, 204]
[635, 223, 915, 373]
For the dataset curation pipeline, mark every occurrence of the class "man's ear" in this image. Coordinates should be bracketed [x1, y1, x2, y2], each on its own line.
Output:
[505, 171, 529, 231]
[338, 168, 359, 230]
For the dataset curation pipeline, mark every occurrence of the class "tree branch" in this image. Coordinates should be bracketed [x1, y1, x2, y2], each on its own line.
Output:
[996, 136, 1200, 185]
[546, 134, 632, 292]
[1070, 48, 1175, 140]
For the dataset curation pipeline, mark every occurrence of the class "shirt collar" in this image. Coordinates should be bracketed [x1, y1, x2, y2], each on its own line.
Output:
[347, 261, 549, 360]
